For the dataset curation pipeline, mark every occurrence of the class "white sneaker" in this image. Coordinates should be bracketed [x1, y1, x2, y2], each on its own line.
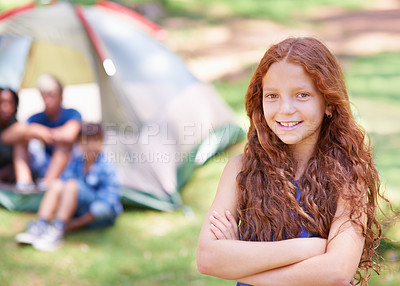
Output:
[16, 182, 37, 193]
[33, 224, 64, 252]
[15, 220, 47, 244]
[36, 179, 49, 192]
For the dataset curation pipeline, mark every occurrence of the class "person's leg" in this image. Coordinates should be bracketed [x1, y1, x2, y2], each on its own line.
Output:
[65, 180, 96, 231]
[23, 138, 51, 193]
[43, 142, 73, 183]
[55, 179, 79, 223]
[33, 179, 80, 251]
[15, 177, 63, 244]
[66, 212, 95, 232]
[33, 179, 78, 252]
[13, 142, 33, 183]
[37, 179, 64, 221]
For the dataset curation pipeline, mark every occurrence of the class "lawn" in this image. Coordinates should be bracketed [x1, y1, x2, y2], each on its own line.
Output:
[1, 0, 399, 285]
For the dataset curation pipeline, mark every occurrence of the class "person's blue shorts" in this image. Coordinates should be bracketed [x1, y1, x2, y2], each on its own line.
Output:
[75, 180, 117, 229]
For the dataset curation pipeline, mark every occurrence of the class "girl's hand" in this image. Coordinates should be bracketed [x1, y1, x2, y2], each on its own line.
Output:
[209, 210, 239, 240]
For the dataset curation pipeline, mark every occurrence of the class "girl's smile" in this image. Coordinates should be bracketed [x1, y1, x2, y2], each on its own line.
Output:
[276, 120, 303, 129]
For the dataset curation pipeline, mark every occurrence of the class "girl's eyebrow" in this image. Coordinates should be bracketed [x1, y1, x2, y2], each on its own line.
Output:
[262, 86, 278, 92]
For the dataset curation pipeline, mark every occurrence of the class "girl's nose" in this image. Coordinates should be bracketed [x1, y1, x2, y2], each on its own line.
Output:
[279, 96, 296, 114]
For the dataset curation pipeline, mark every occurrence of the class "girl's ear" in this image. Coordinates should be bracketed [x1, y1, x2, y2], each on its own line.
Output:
[325, 105, 333, 118]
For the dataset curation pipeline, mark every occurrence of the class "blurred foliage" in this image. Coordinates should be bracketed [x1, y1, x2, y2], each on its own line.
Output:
[2, 0, 373, 24]
[0, 0, 31, 10]
[346, 52, 400, 103]
[162, 0, 372, 22]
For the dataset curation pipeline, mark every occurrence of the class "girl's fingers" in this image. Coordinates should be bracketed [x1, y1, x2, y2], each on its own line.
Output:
[210, 223, 226, 240]
[216, 210, 236, 238]
[210, 211, 234, 239]
[225, 210, 239, 239]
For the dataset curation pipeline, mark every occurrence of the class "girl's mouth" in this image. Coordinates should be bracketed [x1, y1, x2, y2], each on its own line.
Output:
[277, 121, 303, 128]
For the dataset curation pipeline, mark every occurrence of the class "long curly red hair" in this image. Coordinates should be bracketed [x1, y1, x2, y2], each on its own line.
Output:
[237, 37, 383, 284]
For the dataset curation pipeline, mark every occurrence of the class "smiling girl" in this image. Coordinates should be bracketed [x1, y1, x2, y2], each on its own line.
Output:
[197, 37, 386, 285]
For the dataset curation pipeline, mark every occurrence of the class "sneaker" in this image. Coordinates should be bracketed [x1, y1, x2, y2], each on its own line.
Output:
[15, 220, 47, 244]
[16, 182, 36, 193]
[33, 223, 64, 252]
[36, 179, 49, 192]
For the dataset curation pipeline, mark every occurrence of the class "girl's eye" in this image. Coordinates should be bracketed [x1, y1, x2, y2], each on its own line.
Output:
[265, 94, 278, 99]
[297, 92, 309, 98]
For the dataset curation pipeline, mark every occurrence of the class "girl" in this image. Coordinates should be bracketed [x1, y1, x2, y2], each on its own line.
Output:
[197, 37, 385, 285]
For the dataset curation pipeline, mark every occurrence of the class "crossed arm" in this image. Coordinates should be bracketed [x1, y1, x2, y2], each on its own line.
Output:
[197, 155, 364, 286]
[1, 120, 80, 145]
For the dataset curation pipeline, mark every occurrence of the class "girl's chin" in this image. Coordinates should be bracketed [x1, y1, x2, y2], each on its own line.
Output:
[275, 135, 302, 145]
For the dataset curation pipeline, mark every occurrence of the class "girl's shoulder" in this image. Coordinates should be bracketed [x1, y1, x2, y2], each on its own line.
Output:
[228, 153, 243, 166]
[222, 154, 243, 177]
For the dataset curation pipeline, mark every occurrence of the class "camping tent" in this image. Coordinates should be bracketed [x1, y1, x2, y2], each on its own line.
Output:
[0, 1, 244, 211]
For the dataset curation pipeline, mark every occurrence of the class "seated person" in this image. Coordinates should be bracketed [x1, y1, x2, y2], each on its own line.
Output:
[0, 87, 19, 183]
[15, 123, 123, 252]
[2, 74, 81, 191]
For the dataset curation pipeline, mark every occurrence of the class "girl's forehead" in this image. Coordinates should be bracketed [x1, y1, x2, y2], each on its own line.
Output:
[262, 61, 315, 88]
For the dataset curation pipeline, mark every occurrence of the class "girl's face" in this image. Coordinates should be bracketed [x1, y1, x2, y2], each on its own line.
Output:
[0, 90, 17, 122]
[262, 61, 328, 151]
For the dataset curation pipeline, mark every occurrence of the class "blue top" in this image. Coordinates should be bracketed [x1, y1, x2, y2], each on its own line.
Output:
[236, 181, 315, 286]
[61, 151, 123, 216]
[28, 107, 82, 155]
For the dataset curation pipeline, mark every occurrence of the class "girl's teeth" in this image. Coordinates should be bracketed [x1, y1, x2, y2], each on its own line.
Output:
[280, 122, 299, 127]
